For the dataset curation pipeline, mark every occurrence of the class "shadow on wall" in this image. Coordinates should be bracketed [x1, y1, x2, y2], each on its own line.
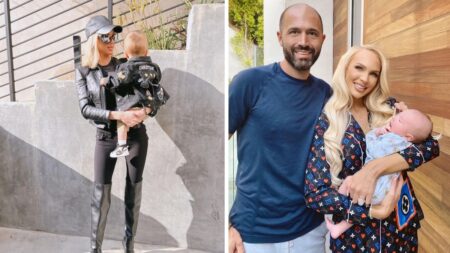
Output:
[0, 125, 177, 246]
[0, 69, 224, 252]
[156, 68, 224, 251]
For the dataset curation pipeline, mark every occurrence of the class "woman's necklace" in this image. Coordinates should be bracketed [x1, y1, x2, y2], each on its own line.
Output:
[350, 107, 371, 134]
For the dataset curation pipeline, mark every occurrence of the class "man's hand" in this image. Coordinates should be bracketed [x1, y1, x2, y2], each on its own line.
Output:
[370, 175, 403, 219]
[229, 226, 245, 253]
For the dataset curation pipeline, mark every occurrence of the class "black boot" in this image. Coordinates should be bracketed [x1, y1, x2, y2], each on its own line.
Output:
[123, 180, 142, 253]
[91, 183, 112, 253]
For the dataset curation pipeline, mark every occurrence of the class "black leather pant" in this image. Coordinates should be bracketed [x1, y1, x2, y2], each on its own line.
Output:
[91, 124, 148, 252]
[94, 124, 148, 184]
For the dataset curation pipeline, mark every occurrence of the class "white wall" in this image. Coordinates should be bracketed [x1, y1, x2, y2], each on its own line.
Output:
[264, 0, 333, 84]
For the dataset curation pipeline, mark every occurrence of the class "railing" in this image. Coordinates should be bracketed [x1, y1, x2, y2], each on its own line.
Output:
[0, 0, 223, 102]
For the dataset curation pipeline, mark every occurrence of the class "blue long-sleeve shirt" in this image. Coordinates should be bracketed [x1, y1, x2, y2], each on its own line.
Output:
[229, 63, 331, 243]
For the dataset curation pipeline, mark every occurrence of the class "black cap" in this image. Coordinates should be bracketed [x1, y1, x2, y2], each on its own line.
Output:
[85, 15, 122, 38]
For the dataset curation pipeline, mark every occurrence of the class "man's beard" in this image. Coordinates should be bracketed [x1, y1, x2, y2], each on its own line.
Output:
[283, 44, 320, 71]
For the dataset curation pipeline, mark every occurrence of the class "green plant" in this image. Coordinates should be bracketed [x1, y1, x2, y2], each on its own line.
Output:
[231, 30, 252, 67]
[229, 0, 263, 47]
[229, 0, 263, 66]
[118, 0, 190, 50]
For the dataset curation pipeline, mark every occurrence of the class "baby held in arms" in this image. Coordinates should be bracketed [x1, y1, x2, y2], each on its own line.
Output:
[326, 109, 433, 239]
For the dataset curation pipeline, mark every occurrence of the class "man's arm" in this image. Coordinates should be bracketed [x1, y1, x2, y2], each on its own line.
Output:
[228, 71, 256, 253]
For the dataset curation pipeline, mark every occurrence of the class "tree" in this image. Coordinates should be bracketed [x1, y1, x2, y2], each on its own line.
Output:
[229, 0, 263, 47]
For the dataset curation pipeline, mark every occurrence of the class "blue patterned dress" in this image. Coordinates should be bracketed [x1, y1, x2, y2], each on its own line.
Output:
[304, 112, 439, 253]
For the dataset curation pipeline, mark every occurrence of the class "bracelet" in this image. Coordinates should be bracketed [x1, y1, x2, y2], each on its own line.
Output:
[369, 205, 373, 219]
[346, 202, 353, 223]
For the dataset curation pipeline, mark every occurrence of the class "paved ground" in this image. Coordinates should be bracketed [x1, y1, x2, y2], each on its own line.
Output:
[0, 227, 210, 253]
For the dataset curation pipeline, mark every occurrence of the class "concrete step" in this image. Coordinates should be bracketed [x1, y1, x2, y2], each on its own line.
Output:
[0, 227, 210, 253]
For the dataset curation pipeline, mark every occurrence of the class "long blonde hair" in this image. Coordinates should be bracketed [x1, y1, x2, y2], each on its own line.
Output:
[82, 35, 100, 68]
[323, 45, 393, 186]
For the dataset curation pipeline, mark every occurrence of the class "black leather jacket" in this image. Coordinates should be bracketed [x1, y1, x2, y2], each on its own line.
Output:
[75, 57, 125, 129]
[108, 56, 169, 115]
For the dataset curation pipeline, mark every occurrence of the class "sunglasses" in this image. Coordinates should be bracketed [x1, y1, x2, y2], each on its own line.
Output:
[98, 33, 118, 44]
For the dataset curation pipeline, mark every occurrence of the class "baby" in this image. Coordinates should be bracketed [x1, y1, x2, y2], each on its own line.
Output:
[327, 109, 432, 238]
[102, 30, 169, 158]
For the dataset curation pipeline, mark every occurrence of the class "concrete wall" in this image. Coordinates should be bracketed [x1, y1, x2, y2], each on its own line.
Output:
[0, 4, 224, 253]
[263, 0, 334, 84]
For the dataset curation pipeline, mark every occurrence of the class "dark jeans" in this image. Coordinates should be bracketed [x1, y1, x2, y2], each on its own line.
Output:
[94, 125, 148, 184]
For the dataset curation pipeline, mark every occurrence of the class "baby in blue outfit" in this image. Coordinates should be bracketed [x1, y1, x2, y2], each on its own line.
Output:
[327, 109, 433, 238]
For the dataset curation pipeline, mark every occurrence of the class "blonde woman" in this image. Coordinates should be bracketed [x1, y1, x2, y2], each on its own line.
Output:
[75, 15, 149, 253]
[304, 45, 439, 252]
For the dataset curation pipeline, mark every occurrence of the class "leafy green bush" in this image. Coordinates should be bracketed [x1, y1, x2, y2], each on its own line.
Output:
[119, 0, 220, 50]
[231, 30, 253, 67]
[229, 0, 263, 47]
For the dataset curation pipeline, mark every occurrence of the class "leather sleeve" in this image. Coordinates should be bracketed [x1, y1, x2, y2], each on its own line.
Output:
[75, 67, 110, 122]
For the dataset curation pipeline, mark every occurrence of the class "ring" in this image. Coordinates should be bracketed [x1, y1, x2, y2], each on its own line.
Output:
[357, 198, 365, 206]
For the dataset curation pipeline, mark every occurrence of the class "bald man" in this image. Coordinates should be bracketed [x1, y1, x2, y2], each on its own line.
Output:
[229, 4, 331, 253]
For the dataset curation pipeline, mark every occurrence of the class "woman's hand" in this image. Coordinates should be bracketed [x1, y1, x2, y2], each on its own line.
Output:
[143, 106, 152, 116]
[370, 176, 403, 219]
[99, 77, 108, 86]
[394, 101, 408, 112]
[133, 107, 148, 122]
[338, 177, 351, 195]
[120, 110, 143, 127]
[346, 160, 381, 206]
[347, 154, 410, 205]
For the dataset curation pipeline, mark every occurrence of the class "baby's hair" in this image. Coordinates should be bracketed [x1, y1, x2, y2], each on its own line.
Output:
[405, 109, 432, 142]
[124, 30, 148, 57]
[423, 113, 442, 141]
